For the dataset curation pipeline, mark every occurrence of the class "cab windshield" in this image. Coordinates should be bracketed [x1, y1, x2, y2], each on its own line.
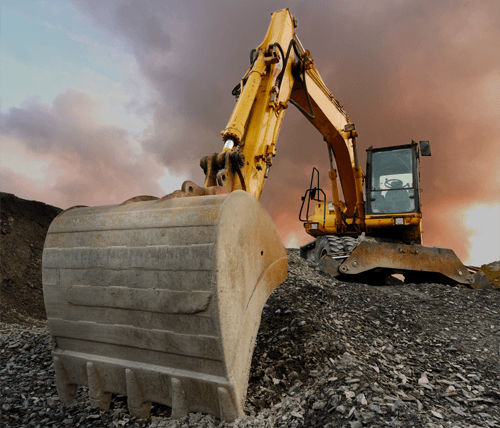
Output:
[370, 148, 416, 214]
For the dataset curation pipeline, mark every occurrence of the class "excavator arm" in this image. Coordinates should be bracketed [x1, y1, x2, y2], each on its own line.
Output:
[290, 57, 362, 217]
[191, 9, 363, 224]
[290, 60, 365, 228]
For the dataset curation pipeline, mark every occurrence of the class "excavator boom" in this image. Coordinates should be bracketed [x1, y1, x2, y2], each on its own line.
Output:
[198, 9, 363, 218]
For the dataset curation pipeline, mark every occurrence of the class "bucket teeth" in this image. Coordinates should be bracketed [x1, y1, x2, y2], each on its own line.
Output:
[126, 369, 151, 420]
[87, 362, 111, 410]
[171, 378, 189, 419]
[218, 386, 238, 422]
[53, 356, 77, 402]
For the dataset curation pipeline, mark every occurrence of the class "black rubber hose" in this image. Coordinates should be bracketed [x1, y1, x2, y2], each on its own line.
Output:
[275, 39, 315, 120]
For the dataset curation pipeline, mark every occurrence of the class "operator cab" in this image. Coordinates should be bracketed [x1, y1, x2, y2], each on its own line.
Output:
[366, 141, 430, 216]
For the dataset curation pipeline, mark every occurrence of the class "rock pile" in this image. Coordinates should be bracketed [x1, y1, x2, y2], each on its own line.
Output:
[1, 250, 499, 427]
[1, 322, 175, 427]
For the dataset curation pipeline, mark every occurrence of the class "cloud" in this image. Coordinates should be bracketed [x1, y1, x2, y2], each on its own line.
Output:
[1, 90, 164, 208]
[5, 0, 499, 264]
[74, 1, 499, 262]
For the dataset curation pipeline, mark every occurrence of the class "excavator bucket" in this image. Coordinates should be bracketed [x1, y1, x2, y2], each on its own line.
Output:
[42, 190, 288, 421]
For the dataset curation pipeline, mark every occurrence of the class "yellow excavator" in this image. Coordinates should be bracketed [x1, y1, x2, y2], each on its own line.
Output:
[42, 9, 490, 423]
[297, 139, 490, 286]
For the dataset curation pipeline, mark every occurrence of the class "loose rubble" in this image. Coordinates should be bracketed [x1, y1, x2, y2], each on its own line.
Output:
[0, 323, 172, 427]
[1, 250, 499, 427]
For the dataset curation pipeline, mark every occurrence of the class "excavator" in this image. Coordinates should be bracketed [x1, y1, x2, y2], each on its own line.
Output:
[297, 140, 490, 286]
[42, 9, 491, 423]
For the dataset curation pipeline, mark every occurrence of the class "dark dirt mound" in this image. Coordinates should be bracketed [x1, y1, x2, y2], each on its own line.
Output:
[0, 192, 62, 325]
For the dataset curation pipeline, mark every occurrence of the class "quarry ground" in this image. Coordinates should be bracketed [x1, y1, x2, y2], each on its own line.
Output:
[1, 192, 499, 427]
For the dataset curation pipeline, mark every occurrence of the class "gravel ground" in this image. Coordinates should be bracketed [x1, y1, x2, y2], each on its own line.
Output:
[1, 250, 499, 428]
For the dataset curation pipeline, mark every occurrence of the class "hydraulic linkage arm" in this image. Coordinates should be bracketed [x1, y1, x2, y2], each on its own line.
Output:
[178, 8, 364, 227]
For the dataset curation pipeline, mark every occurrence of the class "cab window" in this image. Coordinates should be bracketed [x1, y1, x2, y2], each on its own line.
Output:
[370, 149, 415, 214]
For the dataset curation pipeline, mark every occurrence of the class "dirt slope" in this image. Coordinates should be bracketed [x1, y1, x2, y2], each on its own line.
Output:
[0, 192, 62, 325]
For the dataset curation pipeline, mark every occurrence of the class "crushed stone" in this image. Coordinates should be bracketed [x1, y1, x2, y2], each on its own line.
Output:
[2, 250, 499, 427]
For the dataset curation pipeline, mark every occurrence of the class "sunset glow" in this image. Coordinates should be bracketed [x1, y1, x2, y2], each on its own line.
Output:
[157, 169, 187, 195]
[284, 232, 301, 249]
[462, 204, 500, 266]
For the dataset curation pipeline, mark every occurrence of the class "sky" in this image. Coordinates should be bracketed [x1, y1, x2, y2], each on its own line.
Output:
[1, 0, 499, 266]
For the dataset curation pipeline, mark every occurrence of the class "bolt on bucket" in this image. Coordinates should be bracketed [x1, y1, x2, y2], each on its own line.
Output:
[42, 190, 288, 421]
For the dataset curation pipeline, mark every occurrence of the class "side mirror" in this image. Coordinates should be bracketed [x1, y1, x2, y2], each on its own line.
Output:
[419, 141, 431, 156]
